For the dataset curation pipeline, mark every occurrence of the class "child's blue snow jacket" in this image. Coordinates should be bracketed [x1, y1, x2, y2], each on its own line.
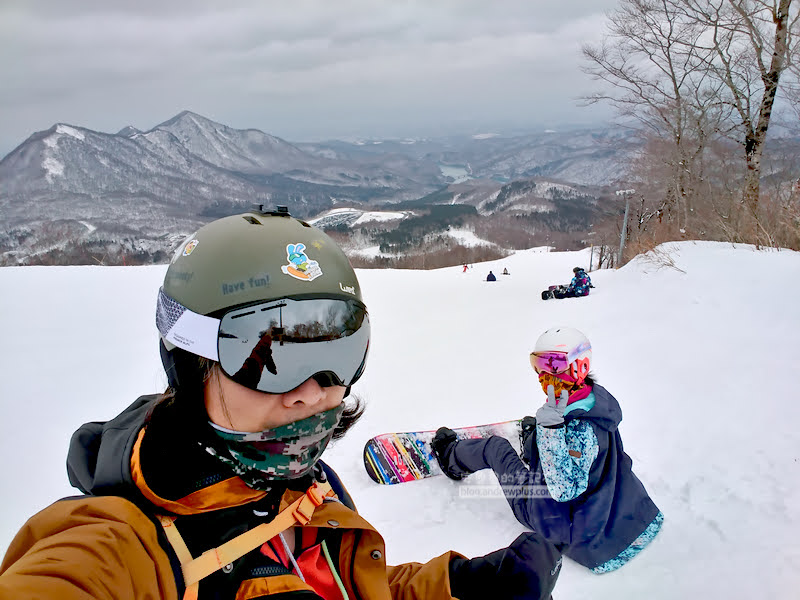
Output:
[567, 269, 591, 296]
[450, 384, 662, 571]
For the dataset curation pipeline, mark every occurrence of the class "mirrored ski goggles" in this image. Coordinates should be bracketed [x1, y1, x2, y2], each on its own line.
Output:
[156, 288, 370, 394]
[529, 352, 571, 374]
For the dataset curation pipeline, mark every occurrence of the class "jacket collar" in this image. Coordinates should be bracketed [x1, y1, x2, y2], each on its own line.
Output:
[131, 428, 268, 515]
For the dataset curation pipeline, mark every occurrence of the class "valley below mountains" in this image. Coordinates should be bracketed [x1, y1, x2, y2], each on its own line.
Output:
[0, 111, 638, 266]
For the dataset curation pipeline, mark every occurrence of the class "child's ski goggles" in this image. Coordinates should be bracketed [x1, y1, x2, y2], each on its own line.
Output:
[156, 288, 370, 394]
[529, 352, 571, 374]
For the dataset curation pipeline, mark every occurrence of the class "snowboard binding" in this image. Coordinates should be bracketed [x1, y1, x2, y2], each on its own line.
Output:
[541, 285, 565, 300]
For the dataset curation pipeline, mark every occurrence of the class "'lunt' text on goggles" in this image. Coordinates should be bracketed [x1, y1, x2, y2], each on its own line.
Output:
[156, 288, 370, 393]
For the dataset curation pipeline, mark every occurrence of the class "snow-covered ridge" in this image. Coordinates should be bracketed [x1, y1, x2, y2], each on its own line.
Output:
[309, 208, 413, 229]
[444, 228, 496, 248]
[55, 124, 85, 141]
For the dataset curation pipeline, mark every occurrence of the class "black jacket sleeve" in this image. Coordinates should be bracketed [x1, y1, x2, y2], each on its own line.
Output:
[449, 531, 562, 600]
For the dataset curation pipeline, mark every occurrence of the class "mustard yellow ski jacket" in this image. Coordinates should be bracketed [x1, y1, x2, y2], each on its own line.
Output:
[0, 395, 459, 599]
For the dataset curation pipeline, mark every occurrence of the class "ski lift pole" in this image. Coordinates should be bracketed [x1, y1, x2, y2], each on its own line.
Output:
[618, 198, 630, 265]
[615, 189, 634, 266]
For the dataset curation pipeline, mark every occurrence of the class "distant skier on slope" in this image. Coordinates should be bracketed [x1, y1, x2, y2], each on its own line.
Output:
[432, 326, 664, 574]
[542, 267, 592, 300]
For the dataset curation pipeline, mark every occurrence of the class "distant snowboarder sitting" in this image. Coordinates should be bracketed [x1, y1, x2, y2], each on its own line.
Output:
[542, 267, 591, 300]
[487, 271, 497, 282]
[432, 327, 663, 574]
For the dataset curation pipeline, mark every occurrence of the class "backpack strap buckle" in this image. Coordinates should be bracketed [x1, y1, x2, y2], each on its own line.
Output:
[158, 479, 336, 593]
[293, 481, 334, 524]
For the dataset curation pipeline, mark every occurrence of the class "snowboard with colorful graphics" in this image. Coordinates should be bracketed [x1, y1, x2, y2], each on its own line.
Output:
[363, 420, 523, 485]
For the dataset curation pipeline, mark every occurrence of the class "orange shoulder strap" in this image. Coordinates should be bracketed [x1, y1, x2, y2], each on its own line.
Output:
[158, 480, 334, 599]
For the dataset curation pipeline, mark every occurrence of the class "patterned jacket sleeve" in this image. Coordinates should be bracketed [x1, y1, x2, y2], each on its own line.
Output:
[536, 420, 599, 502]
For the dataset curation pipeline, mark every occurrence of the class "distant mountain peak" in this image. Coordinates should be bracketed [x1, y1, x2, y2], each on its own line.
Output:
[154, 110, 224, 131]
[172, 109, 207, 121]
[117, 125, 141, 137]
[42, 124, 87, 145]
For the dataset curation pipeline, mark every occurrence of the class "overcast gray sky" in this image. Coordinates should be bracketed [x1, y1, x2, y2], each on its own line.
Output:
[1, 0, 620, 156]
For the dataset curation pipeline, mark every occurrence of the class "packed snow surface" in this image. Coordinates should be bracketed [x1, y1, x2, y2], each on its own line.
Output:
[1, 241, 799, 598]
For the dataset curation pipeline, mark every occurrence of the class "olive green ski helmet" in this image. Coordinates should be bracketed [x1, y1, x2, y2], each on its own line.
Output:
[163, 208, 364, 316]
[157, 207, 369, 392]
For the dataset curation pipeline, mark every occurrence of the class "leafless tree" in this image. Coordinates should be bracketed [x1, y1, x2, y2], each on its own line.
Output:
[583, 0, 798, 246]
[583, 0, 726, 235]
[684, 0, 798, 240]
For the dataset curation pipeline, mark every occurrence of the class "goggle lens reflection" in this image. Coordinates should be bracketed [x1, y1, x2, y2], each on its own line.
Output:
[529, 351, 570, 374]
[218, 297, 370, 394]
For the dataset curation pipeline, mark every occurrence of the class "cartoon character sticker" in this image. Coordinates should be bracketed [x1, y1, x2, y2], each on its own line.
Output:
[182, 239, 199, 256]
[281, 243, 323, 281]
[171, 235, 199, 264]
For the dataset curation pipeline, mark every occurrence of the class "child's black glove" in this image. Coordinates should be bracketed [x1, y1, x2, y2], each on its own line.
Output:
[521, 416, 537, 442]
[432, 427, 471, 480]
[521, 416, 537, 465]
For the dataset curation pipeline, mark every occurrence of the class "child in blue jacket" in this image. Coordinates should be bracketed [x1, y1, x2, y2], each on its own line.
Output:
[433, 326, 663, 573]
[567, 267, 591, 296]
[550, 267, 591, 299]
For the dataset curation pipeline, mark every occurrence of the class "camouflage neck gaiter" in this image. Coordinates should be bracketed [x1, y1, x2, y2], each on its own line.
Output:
[204, 404, 344, 488]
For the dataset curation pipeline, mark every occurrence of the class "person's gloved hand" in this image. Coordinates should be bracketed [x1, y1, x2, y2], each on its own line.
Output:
[432, 427, 470, 480]
[521, 416, 537, 444]
[520, 416, 537, 465]
[535, 385, 569, 428]
[250, 333, 278, 374]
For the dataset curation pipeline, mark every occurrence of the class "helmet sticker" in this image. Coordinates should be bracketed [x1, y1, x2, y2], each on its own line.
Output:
[170, 233, 199, 264]
[281, 243, 323, 281]
[182, 239, 199, 257]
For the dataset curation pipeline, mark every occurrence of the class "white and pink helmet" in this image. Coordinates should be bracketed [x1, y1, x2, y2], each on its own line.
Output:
[530, 326, 592, 383]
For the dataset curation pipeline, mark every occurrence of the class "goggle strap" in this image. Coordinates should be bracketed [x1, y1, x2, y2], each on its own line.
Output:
[567, 340, 592, 363]
[157, 288, 220, 361]
[569, 357, 590, 381]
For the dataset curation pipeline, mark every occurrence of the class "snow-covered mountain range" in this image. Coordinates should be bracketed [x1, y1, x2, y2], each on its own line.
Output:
[0, 111, 639, 264]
